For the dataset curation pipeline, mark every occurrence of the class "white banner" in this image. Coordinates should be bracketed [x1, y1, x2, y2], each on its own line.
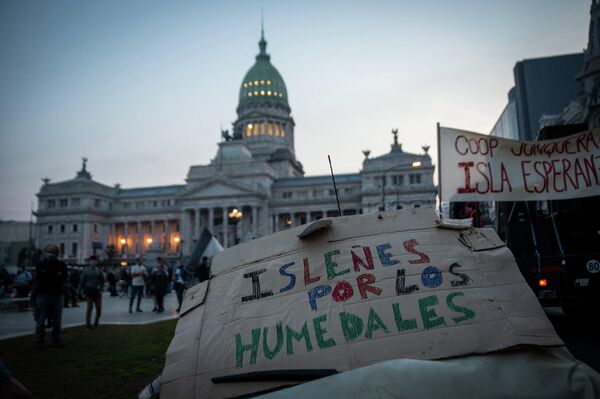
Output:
[438, 127, 600, 201]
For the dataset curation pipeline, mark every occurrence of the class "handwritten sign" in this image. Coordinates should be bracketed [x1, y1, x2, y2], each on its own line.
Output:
[438, 127, 600, 201]
[160, 209, 562, 399]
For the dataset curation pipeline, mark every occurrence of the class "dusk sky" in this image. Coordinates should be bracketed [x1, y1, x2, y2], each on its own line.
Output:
[0, 0, 589, 220]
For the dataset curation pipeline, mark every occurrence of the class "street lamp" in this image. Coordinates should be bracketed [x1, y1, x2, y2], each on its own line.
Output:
[228, 208, 243, 245]
[119, 237, 127, 256]
[173, 236, 180, 256]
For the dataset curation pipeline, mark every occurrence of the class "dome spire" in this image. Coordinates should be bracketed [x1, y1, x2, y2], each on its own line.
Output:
[258, 9, 268, 59]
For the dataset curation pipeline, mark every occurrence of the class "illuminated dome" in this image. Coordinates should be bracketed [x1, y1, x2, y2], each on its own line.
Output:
[238, 33, 288, 108]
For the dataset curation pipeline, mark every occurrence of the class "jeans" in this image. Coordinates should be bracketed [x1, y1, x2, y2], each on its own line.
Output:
[129, 285, 144, 310]
[35, 293, 63, 344]
[174, 283, 185, 311]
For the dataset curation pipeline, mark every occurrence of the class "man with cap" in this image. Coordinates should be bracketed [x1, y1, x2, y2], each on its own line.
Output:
[34, 244, 68, 348]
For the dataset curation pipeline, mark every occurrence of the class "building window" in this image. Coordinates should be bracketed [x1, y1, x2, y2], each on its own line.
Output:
[72, 224, 78, 233]
[153, 201, 158, 207]
[268, 122, 273, 136]
[282, 192, 293, 199]
[71, 242, 77, 257]
[123, 203, 131, 209]
[274, 123, 280, 137]
[328, 189, 335, 196]
[281, 125, 286, 137]
[392, 175, 404, 186]
[47, 200, 56, 208]
[59, 243, 65, 257]
[93, 224, 98, 233]
[94, 199, 101, 207]
[60, 224, 65, 233]
[71, 198, 80, 207]
[59, 199, 68, 207]
[409, 174, 421, 184]
[48, 225, 53, 234]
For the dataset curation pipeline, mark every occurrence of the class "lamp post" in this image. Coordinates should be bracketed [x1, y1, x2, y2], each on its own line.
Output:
[228, 208, 243, 245]
[173, 236, 180, 257]
[119, 237, 127, 257]
[381, 161, 422, 211]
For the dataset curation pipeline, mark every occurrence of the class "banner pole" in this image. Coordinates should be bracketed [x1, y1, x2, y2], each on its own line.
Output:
[437, 122, 442, 213]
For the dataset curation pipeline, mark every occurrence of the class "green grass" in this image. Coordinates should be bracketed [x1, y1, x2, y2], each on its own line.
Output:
[0, 320, 177, 399]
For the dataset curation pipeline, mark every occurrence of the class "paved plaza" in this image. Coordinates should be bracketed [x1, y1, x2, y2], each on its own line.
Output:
[0, 293, 179, 340]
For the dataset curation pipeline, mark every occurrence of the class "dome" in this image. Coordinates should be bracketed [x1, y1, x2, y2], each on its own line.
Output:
[238, 34, 289, 108]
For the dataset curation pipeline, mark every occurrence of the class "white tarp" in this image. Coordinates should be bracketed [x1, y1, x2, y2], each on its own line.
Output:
[438, 127, 600, 202]
[261, 347, 600, 399]
[160, 208, 564, 398]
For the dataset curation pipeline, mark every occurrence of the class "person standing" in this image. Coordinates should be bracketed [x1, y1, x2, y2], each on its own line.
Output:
[34, 244, 68, 348]
[151, 258, 169, 313]
[68, 267, 81, 307]
[78, 255, 104, 330]
[107, 268, 117, 297]
[129, 257, 147, 313]
[173, 261, 188, 312]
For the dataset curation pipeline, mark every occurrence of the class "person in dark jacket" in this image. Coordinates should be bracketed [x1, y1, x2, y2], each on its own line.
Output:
[107, 268, 117, 297]
[78, 255, 104, 330]
[34, 244, 68, 348]
[151, 258, 169, 313]
[193, 256, 210, 284]
[67, 267, 81, 307]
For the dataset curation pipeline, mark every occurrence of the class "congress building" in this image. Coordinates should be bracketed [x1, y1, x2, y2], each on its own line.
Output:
[34, 32, 437, 265]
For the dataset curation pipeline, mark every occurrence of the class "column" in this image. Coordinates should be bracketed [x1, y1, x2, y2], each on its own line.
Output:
[208, 207, 214, 235]
[109, 223, 115, 247]
[222, 207, 229, 248]
[123, 222, 129, 257]
[163, 219, 168, 254]
[252, 206, 258, 238]
[195, 209, 201, 239]
[137, 221, 142, 254]
[180, 210, 190, 257]
[151, 220, 156, 247]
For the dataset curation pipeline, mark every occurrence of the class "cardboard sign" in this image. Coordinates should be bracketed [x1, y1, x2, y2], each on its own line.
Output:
[161, 208, 562, 398]
[438, 127, 600, 201]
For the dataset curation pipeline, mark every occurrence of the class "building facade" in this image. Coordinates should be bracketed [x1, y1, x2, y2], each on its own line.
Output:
[34, 33, 436, 265]
[490, 53, 584, 140]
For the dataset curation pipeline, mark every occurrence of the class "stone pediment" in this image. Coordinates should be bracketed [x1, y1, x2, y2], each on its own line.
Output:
[179, 177, 265, 200]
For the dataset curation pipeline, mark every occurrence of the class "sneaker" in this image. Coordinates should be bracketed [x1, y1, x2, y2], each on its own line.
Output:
[129, 308, 133, 313]
[86, 325, 93, 331]
[136, 308, 143, 312]
[94, 320, 99, 328]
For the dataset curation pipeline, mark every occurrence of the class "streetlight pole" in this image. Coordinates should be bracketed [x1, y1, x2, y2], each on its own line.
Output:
[228, 208, 243, 245]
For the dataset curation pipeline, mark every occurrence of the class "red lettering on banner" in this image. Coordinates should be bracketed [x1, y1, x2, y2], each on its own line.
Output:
[521, 161, 535, 193]
[454, 135, 498, 157]
[356, 273, 382, 299]
[551, 159, 565, 192]
[403, 239, 431, 264]
[457, 162, 476, 193]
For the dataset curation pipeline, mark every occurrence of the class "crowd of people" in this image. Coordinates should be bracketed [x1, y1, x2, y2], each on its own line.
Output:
[1, 244, 211, 349]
